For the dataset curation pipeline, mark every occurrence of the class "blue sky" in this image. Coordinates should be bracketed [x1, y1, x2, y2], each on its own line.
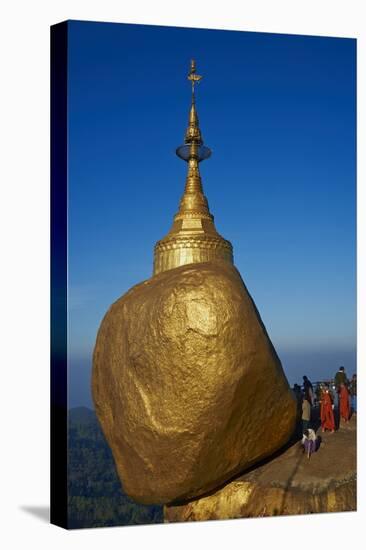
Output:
[67, 21, 356, 407]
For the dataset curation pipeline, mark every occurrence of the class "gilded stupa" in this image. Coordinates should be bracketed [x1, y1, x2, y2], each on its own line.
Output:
[153, 60, 233, 275]
[92, 60, 297, 506]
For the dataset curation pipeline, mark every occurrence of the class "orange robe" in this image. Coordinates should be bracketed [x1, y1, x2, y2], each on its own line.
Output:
[320, 391, 335, 431]
[339, 385, 350, 421]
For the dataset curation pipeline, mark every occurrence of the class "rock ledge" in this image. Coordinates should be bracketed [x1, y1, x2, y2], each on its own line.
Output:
[165, 415, 357, 521]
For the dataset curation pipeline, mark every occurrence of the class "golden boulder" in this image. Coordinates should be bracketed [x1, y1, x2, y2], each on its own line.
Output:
[92, 261, 297, 505]
[92, 61, 297, 506]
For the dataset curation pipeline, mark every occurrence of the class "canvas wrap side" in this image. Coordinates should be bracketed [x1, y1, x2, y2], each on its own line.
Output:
[50, 20, 68, 530]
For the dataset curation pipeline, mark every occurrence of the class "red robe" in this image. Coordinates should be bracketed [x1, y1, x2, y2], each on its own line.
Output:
[320, 391, 335, 431]
[339, 385, 350, 421]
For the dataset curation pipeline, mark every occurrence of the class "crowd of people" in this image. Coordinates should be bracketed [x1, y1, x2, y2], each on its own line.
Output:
[292, 367, 357, 460]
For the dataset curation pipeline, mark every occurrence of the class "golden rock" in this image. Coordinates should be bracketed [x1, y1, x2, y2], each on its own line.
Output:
[92, 260, 297, 504]
[92, 61, 297, 506]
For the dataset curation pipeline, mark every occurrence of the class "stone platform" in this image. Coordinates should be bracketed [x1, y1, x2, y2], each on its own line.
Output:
[164, 414, 356, 521]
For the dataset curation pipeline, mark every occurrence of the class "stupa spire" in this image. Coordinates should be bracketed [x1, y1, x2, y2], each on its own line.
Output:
[153, 60, 233, 275]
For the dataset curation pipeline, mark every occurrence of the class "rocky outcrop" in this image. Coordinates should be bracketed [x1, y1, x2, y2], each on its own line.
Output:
[165, 416, 357, 520]
[92, 261, 296, 505]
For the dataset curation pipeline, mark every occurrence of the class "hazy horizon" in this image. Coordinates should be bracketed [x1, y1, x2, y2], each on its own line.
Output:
[69, 347, 356, 409]
[66, 22, 356, 410]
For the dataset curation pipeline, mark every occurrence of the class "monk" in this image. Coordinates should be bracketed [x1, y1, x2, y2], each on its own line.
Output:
[320, 385, 335, 433]
[339, 383, 350, 423]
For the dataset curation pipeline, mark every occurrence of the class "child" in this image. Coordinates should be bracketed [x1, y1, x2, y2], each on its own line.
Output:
[301, 428, 318, 460]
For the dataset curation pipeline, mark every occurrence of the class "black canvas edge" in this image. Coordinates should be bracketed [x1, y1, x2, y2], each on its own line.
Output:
[50, 20, 69, 529]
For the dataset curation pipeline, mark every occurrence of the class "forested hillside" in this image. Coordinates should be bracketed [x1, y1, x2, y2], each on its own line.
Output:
[68, 407, 163, 528]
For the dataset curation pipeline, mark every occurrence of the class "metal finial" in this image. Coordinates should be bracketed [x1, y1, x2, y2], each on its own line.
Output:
[176, 60, 211, 162]
[153, 60, 232, 275]
[187, 59, 202, 99]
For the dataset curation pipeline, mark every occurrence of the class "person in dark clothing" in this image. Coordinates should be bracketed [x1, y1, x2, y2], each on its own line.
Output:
[303, 375, 314, 406]
[315, 383, 323, 406]
[349, 373, 357, 414]
[334, 367, 349, 410]
[334, 366, 348, 390]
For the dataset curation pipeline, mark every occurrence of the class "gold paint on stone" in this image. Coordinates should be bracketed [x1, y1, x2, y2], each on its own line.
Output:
[92, 261, 297, 505]
[165, 419, 357, 520]
[92, 61, 297, 506]
[164, 477, 356, 521]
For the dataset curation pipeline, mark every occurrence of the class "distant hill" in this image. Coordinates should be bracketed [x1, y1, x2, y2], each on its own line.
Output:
[68, 406, 163, 529]
[69, 406, 96, 424]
